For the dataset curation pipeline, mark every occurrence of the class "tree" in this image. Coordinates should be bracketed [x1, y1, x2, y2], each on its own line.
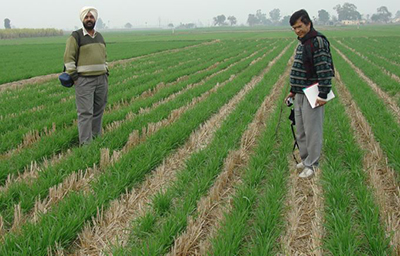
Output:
[176, 23, 196, 29]
[395, 10, 400, 19]
[256, 9, 269, 25]
[247, 14, 259, 26]
[213, 15, 227, 26]
[227, 16, 237, 26]
[280, 15, 290, 26]
[371, 6, 392, 23]
[168, 23, 174, 28]
[96, 18, 106, 29]
[334, 3, 361, 21]
[269, 9, 281, 24]
[318, 9, 330, 25]
[4, 18, 11, 29]
[124, 23, 132, 29]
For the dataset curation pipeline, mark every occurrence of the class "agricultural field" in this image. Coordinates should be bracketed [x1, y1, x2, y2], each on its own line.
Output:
[0, 25, 400, 255]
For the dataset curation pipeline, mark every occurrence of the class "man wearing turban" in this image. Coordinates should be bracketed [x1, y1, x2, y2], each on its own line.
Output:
[63, 6, 109, 145]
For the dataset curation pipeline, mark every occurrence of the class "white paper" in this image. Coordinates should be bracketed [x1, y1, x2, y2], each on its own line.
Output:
[303, 83, 335, 108]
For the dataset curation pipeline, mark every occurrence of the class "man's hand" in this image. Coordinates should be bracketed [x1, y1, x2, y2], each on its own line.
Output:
[315, 98, 327, 107]
[284, 92, 296, 106]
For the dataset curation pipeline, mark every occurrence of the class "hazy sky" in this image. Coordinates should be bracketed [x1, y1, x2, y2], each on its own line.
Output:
[1, 0, 399, 30]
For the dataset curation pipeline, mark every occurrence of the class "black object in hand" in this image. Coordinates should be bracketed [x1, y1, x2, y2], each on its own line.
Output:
[286, 97, 293, 107]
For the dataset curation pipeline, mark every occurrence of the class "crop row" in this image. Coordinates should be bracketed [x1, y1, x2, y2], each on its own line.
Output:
[0, 40, 275, 185]
[342, 36, 400, 64]
[207, 54, 396, 255]
[0, 40, 252, 153]
[331, 47, 400, 183]
[320, 85, 390, 254]
[0, 40, 227, 115]
[0, 40, 203, 84]
[0, 39, 289, 238]
[0, 40, 291, 254]
[331, 40, 399, 100]
[113, 43, 294, 255]
[0, 36, 399, 255]
[334, 37, 400, 82]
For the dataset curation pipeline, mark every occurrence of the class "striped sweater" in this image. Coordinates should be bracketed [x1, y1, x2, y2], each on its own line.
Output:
[63, 28, 108, 81]
[290, 35, 334, 99]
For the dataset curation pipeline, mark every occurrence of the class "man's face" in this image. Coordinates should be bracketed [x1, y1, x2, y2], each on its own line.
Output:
[83, 12, 96, 30]
[291, 19, 311, 38]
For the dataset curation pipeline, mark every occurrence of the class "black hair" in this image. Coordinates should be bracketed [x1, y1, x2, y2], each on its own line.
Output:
[290, 9, 313, 29]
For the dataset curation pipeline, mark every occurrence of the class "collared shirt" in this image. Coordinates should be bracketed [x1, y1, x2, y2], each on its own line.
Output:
[82, 27, 97, 38]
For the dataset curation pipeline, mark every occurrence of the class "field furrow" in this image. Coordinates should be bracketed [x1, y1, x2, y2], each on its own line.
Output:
[281, 161, 324, 255]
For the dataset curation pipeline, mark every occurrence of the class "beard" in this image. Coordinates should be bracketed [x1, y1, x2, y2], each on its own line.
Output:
[83, 21, 96, 30]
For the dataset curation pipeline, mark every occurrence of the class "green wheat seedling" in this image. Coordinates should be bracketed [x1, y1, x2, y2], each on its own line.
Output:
[331, 40, 399, 98]
[332, 36, 400, 65]
[0, 40, 268, 189]
[0, 41, 289, 255]
[0, 40, 201, 84]
[338, 37, 400, 79]
[0, 40, 282, 244]
[332, 48, 400, 177]
[210, 86, 292, 255]
[0, 41, 236, 153]
[117, 44, 292, 255]
[321, 85, 391, 255]
[0, 40, 258, 180]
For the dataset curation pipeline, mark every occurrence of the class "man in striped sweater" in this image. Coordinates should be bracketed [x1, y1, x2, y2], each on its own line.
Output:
[284, 9, 335, 178]
[63, 6, 108, 145]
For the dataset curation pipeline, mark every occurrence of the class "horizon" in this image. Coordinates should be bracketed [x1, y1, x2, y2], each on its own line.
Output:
[1, 0, 399, 30]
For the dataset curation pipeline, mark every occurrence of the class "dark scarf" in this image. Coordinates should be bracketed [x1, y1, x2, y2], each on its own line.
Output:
[299, 28, 329, 79]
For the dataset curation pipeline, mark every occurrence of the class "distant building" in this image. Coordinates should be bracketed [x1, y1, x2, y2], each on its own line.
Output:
[341, 20, 366, 25]
[393, 18, 400, 23]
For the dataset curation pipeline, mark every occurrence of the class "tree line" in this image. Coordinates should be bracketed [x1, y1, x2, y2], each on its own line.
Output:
[0, 28, 63, 39]
[212, 3, 400, 26]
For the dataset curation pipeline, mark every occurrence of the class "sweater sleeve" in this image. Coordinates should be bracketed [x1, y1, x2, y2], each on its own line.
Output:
[313, 37, 334, 99]
[63, 36, 79, 81]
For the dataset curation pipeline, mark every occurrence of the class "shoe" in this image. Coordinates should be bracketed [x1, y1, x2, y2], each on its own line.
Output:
[299, 167, 314, 178]
[296, 162, 305, 170]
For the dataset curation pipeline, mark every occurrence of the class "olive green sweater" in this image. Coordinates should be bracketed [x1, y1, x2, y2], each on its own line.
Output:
[63, 28, 108, 81]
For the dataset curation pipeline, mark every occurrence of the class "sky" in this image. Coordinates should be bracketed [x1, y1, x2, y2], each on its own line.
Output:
[1, 0, 399, 30]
